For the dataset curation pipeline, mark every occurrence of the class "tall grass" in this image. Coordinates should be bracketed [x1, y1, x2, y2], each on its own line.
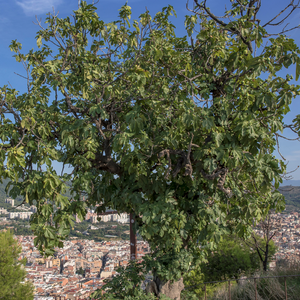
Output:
[182, 260, 300, 300]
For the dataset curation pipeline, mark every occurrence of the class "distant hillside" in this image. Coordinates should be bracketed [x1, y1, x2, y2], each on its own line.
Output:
[279, 186, 300, 212]
[0, 179, 73, 209]
[280, 180, 300, 187]
[0, 178, 10, 201]
[0, 178, 24, 209]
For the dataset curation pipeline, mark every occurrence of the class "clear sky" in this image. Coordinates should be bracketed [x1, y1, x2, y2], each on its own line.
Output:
[1, 0, 300, 180]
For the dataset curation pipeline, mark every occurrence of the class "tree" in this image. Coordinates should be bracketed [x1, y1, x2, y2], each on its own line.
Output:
[0, 230, 34, 300]
[200, 234, 276, 282]
[184, 233, 276, 299]
[245, 212, 279, 271]
[0, 0, 300, 298]
[183, 233, 274, 299]
[76, 266, 85, 276]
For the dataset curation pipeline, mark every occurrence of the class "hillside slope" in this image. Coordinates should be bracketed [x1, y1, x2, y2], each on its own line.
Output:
[279, 186, 300, 212]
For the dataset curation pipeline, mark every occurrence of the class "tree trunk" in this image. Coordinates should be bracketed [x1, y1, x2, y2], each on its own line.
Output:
[263, 243, 269, 271]
[263, 259, 267, 272]
[146, 276, 184, 300]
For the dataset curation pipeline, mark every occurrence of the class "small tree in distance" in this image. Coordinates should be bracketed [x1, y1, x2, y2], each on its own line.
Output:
[245, 213, 279, 271]
[0, 230, 34, 300]
[76, 266, 85, 276]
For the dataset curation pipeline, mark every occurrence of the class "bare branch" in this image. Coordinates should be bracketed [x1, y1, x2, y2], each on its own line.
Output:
[263, 0, 300, 27]
[193, 0, 253, 53]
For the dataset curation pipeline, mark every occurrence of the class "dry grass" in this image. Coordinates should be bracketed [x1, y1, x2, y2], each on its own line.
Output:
[211, 276, 285, 300]
[182, 260, 300, 300]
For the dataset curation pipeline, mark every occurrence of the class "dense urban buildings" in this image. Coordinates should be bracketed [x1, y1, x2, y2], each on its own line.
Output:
[17, 237, 150, 300]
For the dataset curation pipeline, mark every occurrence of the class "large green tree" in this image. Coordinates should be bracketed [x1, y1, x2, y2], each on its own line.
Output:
[0, 0, 300, 298]
[0, 230, 34, 300]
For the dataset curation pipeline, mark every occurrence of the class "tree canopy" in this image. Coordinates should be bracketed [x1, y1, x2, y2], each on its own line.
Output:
[0, 230, 34, 300]
[0, 0, 300, 298]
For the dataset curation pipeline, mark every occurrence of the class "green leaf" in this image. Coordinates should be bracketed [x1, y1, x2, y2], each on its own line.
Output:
[202, 117, 214, 130]
[296, 57, 300, 81]
[154, 49, 163, 60]
[36, 36, 42, 48]
[213, 132, 224, 147]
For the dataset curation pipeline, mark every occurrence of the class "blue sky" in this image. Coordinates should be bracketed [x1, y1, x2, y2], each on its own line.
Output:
[1, 0, 300, 180]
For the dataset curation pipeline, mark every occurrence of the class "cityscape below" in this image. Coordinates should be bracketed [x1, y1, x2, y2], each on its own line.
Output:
[1, 197, 300, 299]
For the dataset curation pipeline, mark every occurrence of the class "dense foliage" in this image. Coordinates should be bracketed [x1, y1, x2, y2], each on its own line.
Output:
[0, 230, 34, 300]
[1, 0, 300, 297]
[199, 234, 276, 282]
